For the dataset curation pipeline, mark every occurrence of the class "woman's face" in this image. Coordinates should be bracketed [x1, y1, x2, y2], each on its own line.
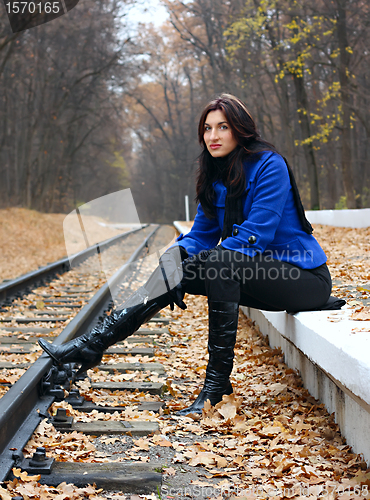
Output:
[203, 109, 238, 158]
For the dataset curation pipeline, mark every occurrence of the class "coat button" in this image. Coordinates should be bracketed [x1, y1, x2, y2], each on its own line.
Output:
[232, 228, 239, 236]
[248, 235, 257, 244]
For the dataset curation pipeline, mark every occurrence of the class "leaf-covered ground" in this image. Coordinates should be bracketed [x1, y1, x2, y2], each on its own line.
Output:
[3, 295, 370, 499]
[0, 208, 124, 281]
[1, 216, 370, 498]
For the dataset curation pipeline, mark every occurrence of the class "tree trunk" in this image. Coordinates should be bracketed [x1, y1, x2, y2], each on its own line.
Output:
[336, 0, 356, 208]
[293, 73, 320, 209]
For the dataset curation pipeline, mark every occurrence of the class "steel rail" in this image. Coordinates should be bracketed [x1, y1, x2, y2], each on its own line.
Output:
[0, 224, 149, 306]
[0, 224, 160, 482]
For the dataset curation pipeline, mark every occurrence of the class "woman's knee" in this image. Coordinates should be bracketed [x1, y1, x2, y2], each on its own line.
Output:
[203, 249, 241, 302]
[204, 249, 231, 282]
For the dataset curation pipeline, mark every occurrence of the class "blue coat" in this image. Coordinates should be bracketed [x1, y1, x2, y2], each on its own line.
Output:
[176, 151, 327, 269]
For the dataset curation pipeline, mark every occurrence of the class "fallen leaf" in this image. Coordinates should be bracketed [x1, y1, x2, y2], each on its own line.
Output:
[0, 486, 12, 500]
[12, 468, 41, 482]
[216, 402, 237, 421]
[351, 309, 370, 321]
[100, 436, 122, 445]
[163, 466, 176, 476]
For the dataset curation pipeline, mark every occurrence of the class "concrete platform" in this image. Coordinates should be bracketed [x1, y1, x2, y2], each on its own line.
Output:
[241, 305, 370, 462]
[305, 208, 370, 227]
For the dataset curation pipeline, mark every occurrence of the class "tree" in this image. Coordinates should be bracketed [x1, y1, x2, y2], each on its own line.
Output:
[0, 0, 132, 212]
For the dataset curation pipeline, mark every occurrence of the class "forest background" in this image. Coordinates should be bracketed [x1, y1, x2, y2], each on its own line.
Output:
[0, 0, 369, 223]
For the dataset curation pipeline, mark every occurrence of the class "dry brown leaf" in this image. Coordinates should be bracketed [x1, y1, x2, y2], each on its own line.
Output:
[100, 436, 122, 445]
[275, 459, 296, 474]
[216, 402, 237, 421]
[351, 309, 370, 321]
[0, 486, 12, 500]
[268, 383, 287, 396]
[351, 327, 370, 334]
[189, 451, 218, 467]
[172, 453, 186, 463]
[163, 466, 176, 476]
[152, 435, 172, 447]
[190, 480, 214, 486]
[12, 468, 41, 482]
[259, 425, 282, 437]
[132, 438, 151, 451]
[215, 455, 228, 468]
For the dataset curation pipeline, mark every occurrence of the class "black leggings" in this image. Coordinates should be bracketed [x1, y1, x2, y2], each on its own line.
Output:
[182, 247, 332, 312]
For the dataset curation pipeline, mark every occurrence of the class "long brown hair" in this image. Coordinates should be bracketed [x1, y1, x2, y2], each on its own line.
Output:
[196, 93, 277, 219]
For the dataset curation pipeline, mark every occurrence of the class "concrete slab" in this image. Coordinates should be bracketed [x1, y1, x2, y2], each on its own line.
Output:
[60, 420, 159, 436]
[0, 326, 57, 333]
[104, 347, 154, 356]
[99, 362, 165, 374]
[125, 336, 154, 344]
[0, 317, 69, 323]
[91, 381, 164, 395]
[21, 462, 162, 492]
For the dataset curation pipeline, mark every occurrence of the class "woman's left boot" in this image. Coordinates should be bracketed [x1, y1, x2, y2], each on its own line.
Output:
[39, 246, 187, 376]
[176, 301, 239, 416]
[38, 285, 183, 376]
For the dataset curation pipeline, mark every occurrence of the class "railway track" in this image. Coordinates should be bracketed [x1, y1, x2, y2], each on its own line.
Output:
[0, 224, 177, 494]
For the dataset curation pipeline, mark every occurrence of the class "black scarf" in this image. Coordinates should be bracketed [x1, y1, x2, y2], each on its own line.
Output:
[220, 154, 313, 241]
[283, 156, 313, 235]
[221, 182, 244, 241]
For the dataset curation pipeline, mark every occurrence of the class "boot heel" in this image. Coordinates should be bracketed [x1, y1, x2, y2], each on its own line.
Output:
[74, 357, 102, 378]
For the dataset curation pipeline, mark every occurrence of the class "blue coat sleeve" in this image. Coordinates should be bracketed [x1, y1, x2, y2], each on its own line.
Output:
[221, 154, 291, 257]
[175, 203, 221, 256]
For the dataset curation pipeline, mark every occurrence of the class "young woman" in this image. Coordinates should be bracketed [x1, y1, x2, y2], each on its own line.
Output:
[39, 93, 336, 416]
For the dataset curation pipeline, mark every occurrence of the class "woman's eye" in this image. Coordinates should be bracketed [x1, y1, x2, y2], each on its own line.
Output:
[220, 125, 228, 130]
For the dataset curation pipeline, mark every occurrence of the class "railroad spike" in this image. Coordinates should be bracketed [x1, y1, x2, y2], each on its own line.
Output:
[19, 447, 55, 475]
[51, 409, 74, 429]
[65, 388, 85, 407]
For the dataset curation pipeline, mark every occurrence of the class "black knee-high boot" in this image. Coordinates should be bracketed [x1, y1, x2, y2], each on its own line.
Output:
[176, 301, 239, 416]
[38, 244, 189, 376]
[38, 285, 180, 376]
